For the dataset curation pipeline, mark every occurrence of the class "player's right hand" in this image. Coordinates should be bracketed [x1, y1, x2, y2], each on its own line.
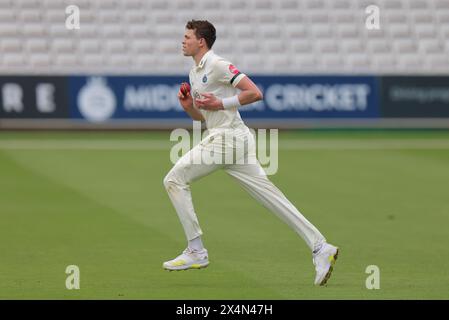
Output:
[178, 84, 194, 111]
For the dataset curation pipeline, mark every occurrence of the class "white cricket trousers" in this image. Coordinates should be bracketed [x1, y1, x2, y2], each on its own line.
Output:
[163, 126, 326, 251]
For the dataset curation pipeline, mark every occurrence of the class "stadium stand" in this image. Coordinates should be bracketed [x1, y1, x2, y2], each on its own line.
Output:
[0, 0, 448, 75]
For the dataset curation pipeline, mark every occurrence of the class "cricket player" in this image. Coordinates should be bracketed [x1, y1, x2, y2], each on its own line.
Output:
[163, 20, 339, 286]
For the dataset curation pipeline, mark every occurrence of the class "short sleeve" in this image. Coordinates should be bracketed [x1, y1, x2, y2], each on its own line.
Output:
[214, 59, 246, 87]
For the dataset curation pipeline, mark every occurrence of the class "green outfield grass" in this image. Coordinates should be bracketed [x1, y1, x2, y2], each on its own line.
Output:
[1, 130, 449, 299]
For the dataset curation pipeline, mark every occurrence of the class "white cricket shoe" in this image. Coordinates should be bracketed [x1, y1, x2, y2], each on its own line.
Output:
[163, 247, 209, 271]
[313, 243, 339, 286]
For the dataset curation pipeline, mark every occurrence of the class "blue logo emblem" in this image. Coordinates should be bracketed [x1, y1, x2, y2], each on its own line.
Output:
[202, 74, 207, 83]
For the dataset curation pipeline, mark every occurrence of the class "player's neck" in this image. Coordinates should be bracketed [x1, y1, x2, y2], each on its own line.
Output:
[193, 49, 210, 66]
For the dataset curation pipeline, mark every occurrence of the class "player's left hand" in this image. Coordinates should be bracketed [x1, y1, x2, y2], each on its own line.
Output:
[194, 93, 224, 111]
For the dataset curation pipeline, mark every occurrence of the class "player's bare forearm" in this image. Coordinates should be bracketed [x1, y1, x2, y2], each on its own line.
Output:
[237, 89, 263, 106]
[185, 106, 205, 121]
[235, 76, 263, 106]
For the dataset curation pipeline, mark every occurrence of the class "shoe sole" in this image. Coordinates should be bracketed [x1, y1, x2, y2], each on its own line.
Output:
[163, 261, 210, 271]
[319, 248, 339, 286]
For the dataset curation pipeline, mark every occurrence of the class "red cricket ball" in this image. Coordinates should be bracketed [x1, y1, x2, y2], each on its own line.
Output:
[180, 82, 191, 96]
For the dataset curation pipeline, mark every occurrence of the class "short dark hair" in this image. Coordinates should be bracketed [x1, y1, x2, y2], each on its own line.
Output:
[186, 20, 216, 49]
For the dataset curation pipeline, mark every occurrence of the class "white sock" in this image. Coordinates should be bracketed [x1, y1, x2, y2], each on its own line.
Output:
[188, 236, 204, 251]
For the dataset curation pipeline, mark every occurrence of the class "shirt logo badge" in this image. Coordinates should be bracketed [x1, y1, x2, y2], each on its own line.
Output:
[193, 91, 201, 99]
[202, 74, 208, 83]
[229, 64, 240, 75]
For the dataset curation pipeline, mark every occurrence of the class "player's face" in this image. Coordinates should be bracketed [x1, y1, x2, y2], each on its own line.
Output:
[182, 29, 201, 56]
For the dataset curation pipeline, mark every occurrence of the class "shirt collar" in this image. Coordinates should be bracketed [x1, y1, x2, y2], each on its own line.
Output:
[196, 50, 213, 69]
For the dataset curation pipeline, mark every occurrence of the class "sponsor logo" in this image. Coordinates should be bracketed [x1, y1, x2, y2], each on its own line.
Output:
[381, 76, 449, 117]
[389, 86, 449, 104]
[265, 84, 371, 112]
[229, 64, 240, 75]
[68, 76, 378, 121]
[123, 84, 182, 112]
[77, 77, 116, 122]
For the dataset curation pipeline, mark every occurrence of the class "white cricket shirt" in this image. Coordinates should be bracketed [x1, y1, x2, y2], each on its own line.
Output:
[189, 50, 247, 130]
